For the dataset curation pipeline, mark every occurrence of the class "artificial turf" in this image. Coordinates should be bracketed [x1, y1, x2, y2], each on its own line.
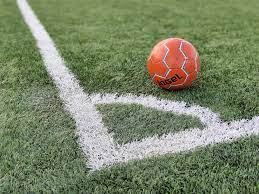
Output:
[0, 0, 258, 193]
[97, 103, 204, 144]
[28, 0, 259, 121]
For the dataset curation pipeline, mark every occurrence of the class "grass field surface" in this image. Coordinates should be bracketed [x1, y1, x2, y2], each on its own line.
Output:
[0, 0, 258, 193]
[29, 0, 259, 121]
[98, 103, 204, 144]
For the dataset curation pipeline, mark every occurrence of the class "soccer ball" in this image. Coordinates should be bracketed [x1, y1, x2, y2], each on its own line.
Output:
[147, 38, 200, 90]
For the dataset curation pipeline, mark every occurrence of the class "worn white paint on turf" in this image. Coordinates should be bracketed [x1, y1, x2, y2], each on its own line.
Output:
[18, 0, 259, 170]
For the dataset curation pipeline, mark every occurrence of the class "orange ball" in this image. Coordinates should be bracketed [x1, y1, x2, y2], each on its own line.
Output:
[147, 38, 200, 90]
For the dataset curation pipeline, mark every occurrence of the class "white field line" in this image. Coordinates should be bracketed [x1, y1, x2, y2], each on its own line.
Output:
[17, 0, 118, 169]
[90, 93, 221, 126]
[18, 0, 259, 170]
[91, 94, 259, 164]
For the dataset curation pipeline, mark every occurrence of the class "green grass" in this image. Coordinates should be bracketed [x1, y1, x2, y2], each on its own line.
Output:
[29, 0, 259, 121]
[0, 0, 85, 192]
[86, 137, 259, 193]
[98, 103, 204, 144]
[0, 0, 258, 193]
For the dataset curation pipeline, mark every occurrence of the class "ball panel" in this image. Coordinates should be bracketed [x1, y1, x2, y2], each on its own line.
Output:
[164, 38, 185, 69]
[190, 71, 198, 81]
[149, 40, 167, 64]
[147, 59, 170, 78]
[182, 41, 197, 59]
[183, 59, 196, 74]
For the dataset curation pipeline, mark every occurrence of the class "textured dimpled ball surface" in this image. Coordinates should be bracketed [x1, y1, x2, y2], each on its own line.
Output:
[147, 38, 200, 90]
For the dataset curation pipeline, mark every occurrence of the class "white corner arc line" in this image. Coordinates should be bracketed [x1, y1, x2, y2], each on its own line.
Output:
[90, 93, 259, 165]
[89, 93, 221, 126]
[18, 0, 259, 170]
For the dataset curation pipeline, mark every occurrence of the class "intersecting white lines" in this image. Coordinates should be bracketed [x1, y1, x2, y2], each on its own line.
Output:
[90, 93, 259, 169]
[18, 0, 259, 171]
